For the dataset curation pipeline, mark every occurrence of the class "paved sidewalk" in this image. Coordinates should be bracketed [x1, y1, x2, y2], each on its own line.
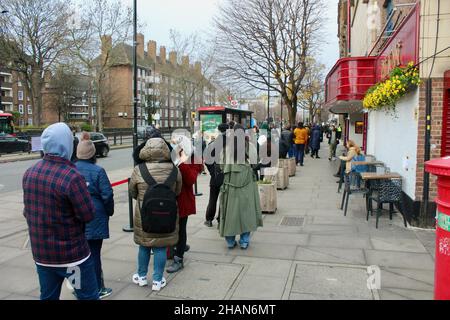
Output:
[0, 144, 436, 300]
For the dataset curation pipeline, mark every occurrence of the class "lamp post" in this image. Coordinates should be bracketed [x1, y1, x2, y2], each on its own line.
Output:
[123, 0, 137, 233]
[132, 0, 138, 152]
[0, 10, 9, 110]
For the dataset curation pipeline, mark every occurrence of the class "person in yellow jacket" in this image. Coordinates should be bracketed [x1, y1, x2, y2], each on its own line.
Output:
[293, 122, 309, 166]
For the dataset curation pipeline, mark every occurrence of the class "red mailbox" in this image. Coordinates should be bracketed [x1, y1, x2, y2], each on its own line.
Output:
[425, 157, 450, 300]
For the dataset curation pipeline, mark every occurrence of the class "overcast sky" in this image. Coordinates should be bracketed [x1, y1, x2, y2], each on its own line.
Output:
[117, 0, 339, 72]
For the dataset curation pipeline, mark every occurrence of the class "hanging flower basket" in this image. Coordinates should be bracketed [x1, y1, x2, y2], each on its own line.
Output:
[363, 62, 420, 115]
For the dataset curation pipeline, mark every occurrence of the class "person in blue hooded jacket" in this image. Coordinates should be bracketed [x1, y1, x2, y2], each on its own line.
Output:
[75, 137, 115, 299]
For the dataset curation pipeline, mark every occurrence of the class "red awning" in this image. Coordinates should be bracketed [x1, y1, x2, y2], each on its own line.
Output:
[325, 57, 377, 114]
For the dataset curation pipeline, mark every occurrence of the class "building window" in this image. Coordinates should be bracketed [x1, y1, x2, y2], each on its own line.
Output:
[27, 118, 33, 126]
[27, 105, 32, 115]
[19, 119, 25, 127]
[5, 105, 13, 112]
[18, 81, 22, 87]
[18, 91, 24, 101]
[18, 104, 24, 114]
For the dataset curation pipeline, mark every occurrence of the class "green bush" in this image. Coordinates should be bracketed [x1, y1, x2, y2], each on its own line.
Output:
[80, 123, 93, 132]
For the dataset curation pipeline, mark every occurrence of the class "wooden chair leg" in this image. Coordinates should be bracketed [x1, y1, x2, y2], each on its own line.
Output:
[344, 192, 350, 217]
[341, 190, 347, 210]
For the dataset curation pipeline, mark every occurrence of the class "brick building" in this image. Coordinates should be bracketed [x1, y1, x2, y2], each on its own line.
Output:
[96, 34, 216, 130]
[0, 67, 34, 127]
[325, 0, 450, 226]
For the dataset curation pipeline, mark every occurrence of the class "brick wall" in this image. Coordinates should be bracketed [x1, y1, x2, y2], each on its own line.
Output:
[415, 78, 445, 201]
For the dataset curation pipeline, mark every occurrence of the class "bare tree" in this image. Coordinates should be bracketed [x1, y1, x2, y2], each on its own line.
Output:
[215, 0, 325, 126]
[47, 67, 80, 122]
[297, 59, 325, 123]
[68, 0, 133, 131]
[0, 0, 75, 126]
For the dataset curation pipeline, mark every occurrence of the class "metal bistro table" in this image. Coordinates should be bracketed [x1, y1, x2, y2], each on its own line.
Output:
[338, 160, 385, 193]
[360, 172, 405, 228]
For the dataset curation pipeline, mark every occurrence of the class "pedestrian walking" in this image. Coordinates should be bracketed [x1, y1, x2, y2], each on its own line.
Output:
[327, 125, 339, 161]
[23, 123, 98, 300]
[219, 125, 263, 250]
[204, 123, 229, 227]
[310, 124, 322, 159]
[293, 122, 309, 166]
[129, 138, 183, 291]
[75, 138, 115, 299]
[166, 136, 203, 273]
[279, 125, 294, 159]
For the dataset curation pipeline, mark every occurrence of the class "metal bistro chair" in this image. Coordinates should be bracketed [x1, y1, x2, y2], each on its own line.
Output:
[340, 171, 369, 217]
[367, 178, 408, 229]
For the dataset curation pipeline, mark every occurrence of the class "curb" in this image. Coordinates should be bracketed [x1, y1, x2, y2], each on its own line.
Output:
[0, 145, 133, 164]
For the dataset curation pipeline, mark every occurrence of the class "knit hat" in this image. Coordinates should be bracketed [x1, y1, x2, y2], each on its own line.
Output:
[77, 140, 96, 160]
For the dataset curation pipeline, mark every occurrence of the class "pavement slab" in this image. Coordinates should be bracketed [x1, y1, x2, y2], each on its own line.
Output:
[291, 263, 376, 300]
[295, 246, 367, 265]
[231, 275, 287, 300]
[156, 261, 244, 300]
[365, 250, 435, 270]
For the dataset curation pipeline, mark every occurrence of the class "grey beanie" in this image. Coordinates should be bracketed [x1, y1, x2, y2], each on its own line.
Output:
[77, 140, 96, 160]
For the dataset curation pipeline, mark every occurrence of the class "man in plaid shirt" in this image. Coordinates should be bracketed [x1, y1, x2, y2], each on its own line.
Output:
[23, 123, 99, 300]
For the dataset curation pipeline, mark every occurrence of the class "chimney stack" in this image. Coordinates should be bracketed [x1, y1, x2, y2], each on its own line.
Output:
[182, 56, 190, 68]
[147, 40, 157, 60]
[169, 51, 178, 65]
[194, 61, 202, 74]
[136, 33, 145, 58]
[159, 46, 166, 64]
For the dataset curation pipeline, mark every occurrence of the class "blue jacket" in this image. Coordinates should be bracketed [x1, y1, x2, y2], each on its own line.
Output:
[310, 126, 322, 150]
[75, 160, 114, 240]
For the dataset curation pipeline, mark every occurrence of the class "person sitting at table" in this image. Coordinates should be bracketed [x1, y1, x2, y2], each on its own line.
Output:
[339, 140, 368, 186]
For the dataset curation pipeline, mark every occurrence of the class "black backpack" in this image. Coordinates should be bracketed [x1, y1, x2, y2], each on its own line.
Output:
[139, 163, 178, 234]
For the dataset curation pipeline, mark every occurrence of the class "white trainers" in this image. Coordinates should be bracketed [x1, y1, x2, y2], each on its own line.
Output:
[132, 274, 148, 287]
[152, 278, 167, 292]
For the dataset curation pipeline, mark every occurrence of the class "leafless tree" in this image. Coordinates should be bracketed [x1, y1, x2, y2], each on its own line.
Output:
[68, 0, 133, 131]
[297, 58, 326, 123]
[0, 0, 75, 126]
[47, 67, 80, 123]
[215, 0, 325, 126]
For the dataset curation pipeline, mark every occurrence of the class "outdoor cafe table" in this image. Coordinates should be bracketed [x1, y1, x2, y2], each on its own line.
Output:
[352, 161, 385, 167]
[360, 172, 402, 212]
[360, 172, 402, 180]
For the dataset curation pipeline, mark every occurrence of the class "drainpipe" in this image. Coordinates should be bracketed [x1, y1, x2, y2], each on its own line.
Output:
[347, 0, 351, 55]
[421, 78, 432, 226]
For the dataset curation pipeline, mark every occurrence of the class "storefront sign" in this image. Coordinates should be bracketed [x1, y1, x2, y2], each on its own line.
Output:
[376, 4, 419, 81]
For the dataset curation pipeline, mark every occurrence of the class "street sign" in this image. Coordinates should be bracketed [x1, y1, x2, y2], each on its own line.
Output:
[231, 100, 238, 107]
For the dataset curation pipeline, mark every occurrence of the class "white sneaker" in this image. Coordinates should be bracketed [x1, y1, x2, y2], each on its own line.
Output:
[152, 278, 167, 292]
[132, 274, 148, 287]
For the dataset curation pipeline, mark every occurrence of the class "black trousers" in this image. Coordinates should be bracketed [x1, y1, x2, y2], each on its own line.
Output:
[175, 217, 188, 260]
[205, 185, 221, 222]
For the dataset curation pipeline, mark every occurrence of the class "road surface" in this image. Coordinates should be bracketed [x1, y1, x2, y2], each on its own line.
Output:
[0, 148, 134, 194]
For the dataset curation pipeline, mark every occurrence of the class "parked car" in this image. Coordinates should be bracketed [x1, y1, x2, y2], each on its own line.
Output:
[0, 134, 31, 154]
[76, 132, 110, 158]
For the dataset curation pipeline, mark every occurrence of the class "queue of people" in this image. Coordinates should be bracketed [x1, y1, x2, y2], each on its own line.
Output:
[23, 121, 266, 300]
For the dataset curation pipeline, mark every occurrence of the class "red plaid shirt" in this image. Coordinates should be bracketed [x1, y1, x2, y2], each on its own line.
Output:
[23, 155, 95, 265]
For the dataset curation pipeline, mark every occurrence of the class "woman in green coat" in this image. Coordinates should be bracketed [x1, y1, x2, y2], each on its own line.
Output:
[219, 125, 263, 250]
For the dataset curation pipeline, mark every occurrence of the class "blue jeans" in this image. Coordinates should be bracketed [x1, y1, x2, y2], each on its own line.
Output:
[88, 239, 104, 291]
[295, 144, 305, 165]
[288, 144, 296, 159]
[137, 246, 166, 282]
[36, 256, 99, 300]
[226, 232, 251, 247]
